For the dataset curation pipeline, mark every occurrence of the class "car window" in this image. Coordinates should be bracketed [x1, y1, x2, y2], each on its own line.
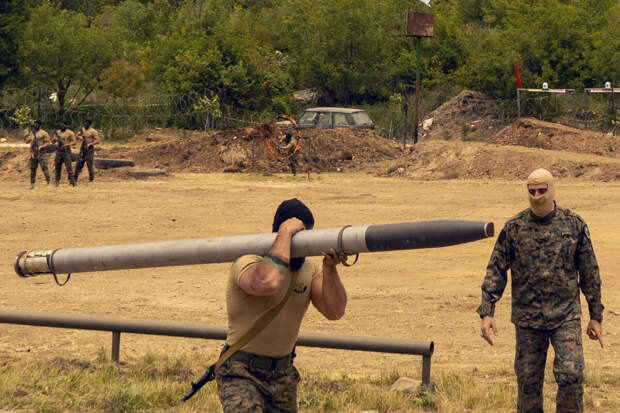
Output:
[351, 111, 373, 126]
[333, 113, 350, 127]
[316, 112, 331, 128]
[298, 111, 317, 127]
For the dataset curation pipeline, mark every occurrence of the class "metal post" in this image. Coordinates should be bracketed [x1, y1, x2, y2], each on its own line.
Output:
[611, 82, 616, 123]
[37, 88, 42, 120]
[414, 36, 421, 144]
[422, 354, 431, 386]
[403, 97, 408, 149]
[517, 89, 521, 118]
[112, 331, 120, 363]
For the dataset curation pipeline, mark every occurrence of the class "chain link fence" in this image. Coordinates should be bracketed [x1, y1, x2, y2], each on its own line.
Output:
[517, 91, 617, 132]
[1, 86, 616, 139]
[0, 86, 280, 139]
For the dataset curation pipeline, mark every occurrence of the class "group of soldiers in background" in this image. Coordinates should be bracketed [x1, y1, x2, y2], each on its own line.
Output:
[25, 119, 100, 189]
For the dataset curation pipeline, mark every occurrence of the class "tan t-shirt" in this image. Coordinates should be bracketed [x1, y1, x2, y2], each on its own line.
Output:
[225, 254, 322, 357]
[29, 129, 50, 153]
[55, 129, 75, 148]
[80, 126, 99, 144]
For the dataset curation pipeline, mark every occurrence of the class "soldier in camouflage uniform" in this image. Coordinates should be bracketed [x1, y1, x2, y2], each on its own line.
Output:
[25, 120, 51, 189]
[74, 119, 100, 183]
[215, 199, 349, 412]
[280, 133, 298, 176]
[477, 168, 604, 413]
[51, 121, 76, 187]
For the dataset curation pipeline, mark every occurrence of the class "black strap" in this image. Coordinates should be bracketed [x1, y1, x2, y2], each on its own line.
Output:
[48, 249, 71, 286]
[337, 225, 359, 267]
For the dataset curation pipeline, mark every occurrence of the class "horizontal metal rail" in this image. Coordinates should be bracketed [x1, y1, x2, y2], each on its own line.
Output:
[0, 310, 434, 385]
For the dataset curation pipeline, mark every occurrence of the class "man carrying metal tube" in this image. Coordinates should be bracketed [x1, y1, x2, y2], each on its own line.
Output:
[214, 198, 348, 412]
[477, 168, 604, 413]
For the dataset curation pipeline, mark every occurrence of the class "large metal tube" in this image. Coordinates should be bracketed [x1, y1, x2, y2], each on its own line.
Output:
[14, 220, 493, 277]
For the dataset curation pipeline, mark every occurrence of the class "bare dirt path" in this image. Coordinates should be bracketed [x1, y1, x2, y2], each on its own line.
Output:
[1, 173, 618, 394]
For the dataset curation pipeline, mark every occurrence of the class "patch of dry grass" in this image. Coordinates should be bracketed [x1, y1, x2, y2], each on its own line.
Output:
[1, 354, 617, 412]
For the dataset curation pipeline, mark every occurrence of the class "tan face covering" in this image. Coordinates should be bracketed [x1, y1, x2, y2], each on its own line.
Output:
[526, 168, 556, 217]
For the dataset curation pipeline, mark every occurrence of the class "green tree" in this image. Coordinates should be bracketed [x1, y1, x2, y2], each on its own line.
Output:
[194, 93, 222, 130]
[143, 0, 293, 112]
[98, 60, 145, 99]
[583, 2, 619, 87]
[18, 2, 115, 118]
[0, 0, 29, 87]
[94, 0, 171, 61]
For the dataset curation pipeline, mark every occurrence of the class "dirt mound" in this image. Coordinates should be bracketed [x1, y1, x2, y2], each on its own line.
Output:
[378, 140, 620, 181]
[98, 125, 403, 174]
[421, 90, 506, 141]
[490, 117, 620, 158]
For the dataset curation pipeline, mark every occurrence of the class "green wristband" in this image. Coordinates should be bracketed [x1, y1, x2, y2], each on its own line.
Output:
[261, 256, 292, 276]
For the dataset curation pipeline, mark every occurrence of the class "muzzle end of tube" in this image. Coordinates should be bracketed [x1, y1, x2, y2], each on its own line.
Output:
[484, 222, 494, 238]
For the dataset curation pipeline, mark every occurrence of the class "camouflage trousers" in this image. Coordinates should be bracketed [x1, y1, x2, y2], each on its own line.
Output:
[515, 319, 584, 413]
[30, 153, 50, 184]
[215, 357, 300, 412]
[74, 146, 94, 182]
[54, 147, 75, 185]
[288, 156, 297, 176]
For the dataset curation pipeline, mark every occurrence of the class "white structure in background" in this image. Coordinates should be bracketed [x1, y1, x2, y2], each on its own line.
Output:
[418, 0, 431, 7]
[49, 92, 57, 102]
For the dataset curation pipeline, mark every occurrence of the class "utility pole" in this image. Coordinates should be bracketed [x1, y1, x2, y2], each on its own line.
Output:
[406, 12, 434, 144]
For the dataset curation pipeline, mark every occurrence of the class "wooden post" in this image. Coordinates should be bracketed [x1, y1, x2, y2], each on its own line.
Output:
[112, 331, 121, 363]
[414, 37, 421, 144]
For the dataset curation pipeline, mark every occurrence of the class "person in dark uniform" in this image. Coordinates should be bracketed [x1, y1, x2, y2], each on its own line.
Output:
[51, 121, 76, 187]
[25, 120, 51, 189]
[280, 132, 298, 176]
[477, 168, 604, 413]
[74, 119, 100, 183]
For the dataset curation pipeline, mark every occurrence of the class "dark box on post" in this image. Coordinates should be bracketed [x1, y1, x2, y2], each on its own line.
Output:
[406, 12, 434, 37]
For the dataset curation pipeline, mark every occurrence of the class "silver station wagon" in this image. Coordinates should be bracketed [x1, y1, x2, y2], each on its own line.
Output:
[296, 107, 375, 130]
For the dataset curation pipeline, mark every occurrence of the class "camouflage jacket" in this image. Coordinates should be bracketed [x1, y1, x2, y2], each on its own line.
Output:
[477, 204, 604, 329]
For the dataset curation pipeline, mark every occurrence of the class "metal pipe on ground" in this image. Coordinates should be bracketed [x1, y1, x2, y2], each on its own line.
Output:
[0, 310, 434, 384]
[14, 220, 493, 278]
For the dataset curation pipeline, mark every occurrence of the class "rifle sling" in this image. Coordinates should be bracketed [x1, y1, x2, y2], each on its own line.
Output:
[215, 269, 300, 369]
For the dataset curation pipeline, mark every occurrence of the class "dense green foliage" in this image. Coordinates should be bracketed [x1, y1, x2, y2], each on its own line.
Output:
[0, 0, 29, 87]
[2, 0, 618, 116]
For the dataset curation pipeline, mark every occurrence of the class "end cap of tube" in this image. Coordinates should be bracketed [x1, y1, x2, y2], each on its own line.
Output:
[14, 251, 27, 277]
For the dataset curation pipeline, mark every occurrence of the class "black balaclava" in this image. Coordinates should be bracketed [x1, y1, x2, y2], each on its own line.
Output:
[272, 198, 314, 271]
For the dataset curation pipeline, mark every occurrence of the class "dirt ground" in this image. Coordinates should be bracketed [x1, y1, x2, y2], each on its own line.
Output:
[1, 90, 619, 410]
[0, 173, 619, 408]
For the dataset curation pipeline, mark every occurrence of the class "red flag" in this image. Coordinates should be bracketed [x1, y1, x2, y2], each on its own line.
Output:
[515, 60, 522, 89]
